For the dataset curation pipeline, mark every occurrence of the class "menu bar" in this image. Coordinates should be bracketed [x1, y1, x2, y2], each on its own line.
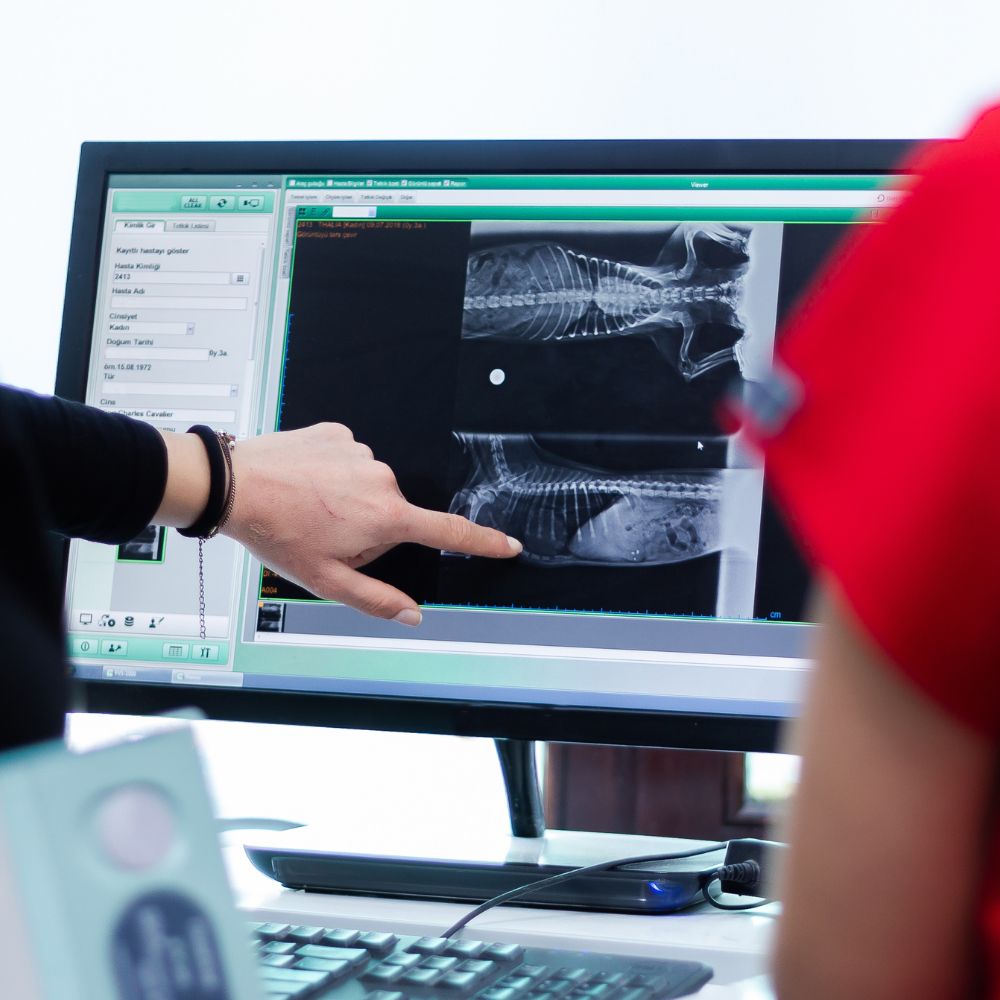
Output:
[286, 174, 907, 191]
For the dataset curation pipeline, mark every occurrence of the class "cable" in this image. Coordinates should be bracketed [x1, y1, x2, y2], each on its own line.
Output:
[700, 885, 772, 911]
[699, 860, 774, 911]
[441, 842, 727, 938]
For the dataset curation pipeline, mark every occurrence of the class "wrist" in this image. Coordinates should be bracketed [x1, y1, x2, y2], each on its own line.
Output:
[154, 431, 211, 529]
[177, 426, 236, 539]
[218, 438, 265, 547]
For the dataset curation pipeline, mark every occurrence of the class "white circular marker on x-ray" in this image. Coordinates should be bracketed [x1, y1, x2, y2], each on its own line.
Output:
[95, 783, 177, 871]
[489, 368, 506, 386]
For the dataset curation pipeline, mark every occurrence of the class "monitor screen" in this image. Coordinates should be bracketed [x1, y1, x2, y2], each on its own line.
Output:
[59, 142, 913, 751]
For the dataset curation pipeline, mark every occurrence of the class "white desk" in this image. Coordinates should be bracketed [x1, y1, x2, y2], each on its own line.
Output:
[225, 842, 777, 1000]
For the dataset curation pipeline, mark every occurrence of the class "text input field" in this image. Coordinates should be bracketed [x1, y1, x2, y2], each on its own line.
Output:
[105, 347, 210, 361]
[115, 271, 235, 285]
[110, 408, 237, 424]
[109, 295, 247, 311]
[106, 321, 193, 336]
[101, 382, 235, 397]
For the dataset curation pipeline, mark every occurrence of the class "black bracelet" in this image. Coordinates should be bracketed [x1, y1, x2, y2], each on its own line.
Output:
[177, 425, 230, 539]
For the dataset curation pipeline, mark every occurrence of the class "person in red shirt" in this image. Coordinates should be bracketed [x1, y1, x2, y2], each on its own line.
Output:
[743, 106, 1000, 997]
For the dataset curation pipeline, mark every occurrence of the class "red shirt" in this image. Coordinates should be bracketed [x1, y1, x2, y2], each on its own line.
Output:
[743, 105, 1000, 988]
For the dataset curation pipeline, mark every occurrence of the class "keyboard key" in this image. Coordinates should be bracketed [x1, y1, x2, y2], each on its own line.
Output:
[536, 979, 573, 996]
[580, 984, 618, 1000]
[440, 970, 482, 992]
[497, 975, 535, 992]
[295, 944, 368, 967]
[362, 964, 406, 985]
[482, 989, 521, 1000]
[552, 969, 591, 983]
[287, 925, 326, 944]
[260, 966, 331, 988]
[366, 993, 406, 1000]
[444, 939, 487, 959]
[617, 989, 652, 1000]
[260, 953, 297, 968]
[359, 931, 398, 955]
[322, 928, 362, 947]
[592, 972, 628, 986]
[382, 952, 422, 969]
[408, 936, 449, 955]
[539, 979, 576, 997]
[520, 965, 549, 978]
[294, 957, 354, 979]
[484, 943, 525, 963]
[457, 959, 495, 976]
[256, 922, 292, 941]
[422, 956, 460, 971]
[632, 980, 668, 996]
[261, 941, 298, 955]
[401, 966, 446, 986]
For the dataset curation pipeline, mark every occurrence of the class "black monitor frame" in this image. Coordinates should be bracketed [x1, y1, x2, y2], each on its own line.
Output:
[58, 138, 915, 754]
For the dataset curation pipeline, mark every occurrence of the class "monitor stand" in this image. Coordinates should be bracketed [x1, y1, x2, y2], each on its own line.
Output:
[242, 738, 725, 915]
[494, 738, 546, 838]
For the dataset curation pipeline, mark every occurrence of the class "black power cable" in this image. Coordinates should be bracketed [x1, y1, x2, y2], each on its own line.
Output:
[699, 860, 773, 911]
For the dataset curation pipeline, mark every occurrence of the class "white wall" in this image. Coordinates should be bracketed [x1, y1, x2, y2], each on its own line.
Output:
[3, 0, 1000, 392]
[6, 0, 1000, 828]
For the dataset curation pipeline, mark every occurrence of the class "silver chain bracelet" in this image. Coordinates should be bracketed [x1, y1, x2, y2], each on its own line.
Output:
[197, 432, 237, 642]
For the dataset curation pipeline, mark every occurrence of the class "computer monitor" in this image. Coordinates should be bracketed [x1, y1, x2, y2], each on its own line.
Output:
[58, 140, 914, 759]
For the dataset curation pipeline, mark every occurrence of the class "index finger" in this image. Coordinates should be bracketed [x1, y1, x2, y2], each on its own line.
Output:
[403, 505, 522, 559]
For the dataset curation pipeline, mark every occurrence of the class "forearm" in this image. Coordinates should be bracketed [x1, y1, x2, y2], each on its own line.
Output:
[1, 385, 167, 543]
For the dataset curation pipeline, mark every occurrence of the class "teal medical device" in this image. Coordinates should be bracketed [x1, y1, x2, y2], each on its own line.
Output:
[0, 728, 263, 999]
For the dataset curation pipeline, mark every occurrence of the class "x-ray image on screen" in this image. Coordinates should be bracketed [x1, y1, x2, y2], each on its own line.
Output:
[449, 432, 762, 566]
[441, 432, 764, 619]
[453, 222, 783, 438]
[443, 221, 783, 619]
[461, 222, 782, 383]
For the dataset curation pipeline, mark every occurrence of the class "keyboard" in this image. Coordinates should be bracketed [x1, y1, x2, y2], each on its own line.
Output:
[250, 922, 713, 1000]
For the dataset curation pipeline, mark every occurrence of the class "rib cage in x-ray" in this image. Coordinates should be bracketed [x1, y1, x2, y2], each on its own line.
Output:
[462, 224, 751, 380]
[448, 433, 726, 566]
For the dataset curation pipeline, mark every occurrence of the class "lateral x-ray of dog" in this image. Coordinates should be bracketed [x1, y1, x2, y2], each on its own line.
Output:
[448, 433, 760, 568]
[462, 223, 752, 381]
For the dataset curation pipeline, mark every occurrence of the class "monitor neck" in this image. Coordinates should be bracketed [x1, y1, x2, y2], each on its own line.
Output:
[495, 738, 545, 838]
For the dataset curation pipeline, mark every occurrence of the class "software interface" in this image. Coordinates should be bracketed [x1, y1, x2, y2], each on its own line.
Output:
[66, 171, 906, 717]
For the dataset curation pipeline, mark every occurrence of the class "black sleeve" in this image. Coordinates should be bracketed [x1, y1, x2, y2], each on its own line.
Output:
[1, 385, 168, 543]
[0, 395, 68, 751]
[0, 459, 66, 750]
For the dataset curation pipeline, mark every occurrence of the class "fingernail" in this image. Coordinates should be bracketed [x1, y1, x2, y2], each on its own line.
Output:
[506, 536, 523, 554]
[393, 608, 422, 627]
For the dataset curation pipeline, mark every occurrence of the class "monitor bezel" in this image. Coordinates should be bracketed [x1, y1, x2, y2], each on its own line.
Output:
[58, 138, 916, 754]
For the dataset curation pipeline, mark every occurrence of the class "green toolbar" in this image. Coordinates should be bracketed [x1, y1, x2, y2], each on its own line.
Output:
[112, 191, 275, 213]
